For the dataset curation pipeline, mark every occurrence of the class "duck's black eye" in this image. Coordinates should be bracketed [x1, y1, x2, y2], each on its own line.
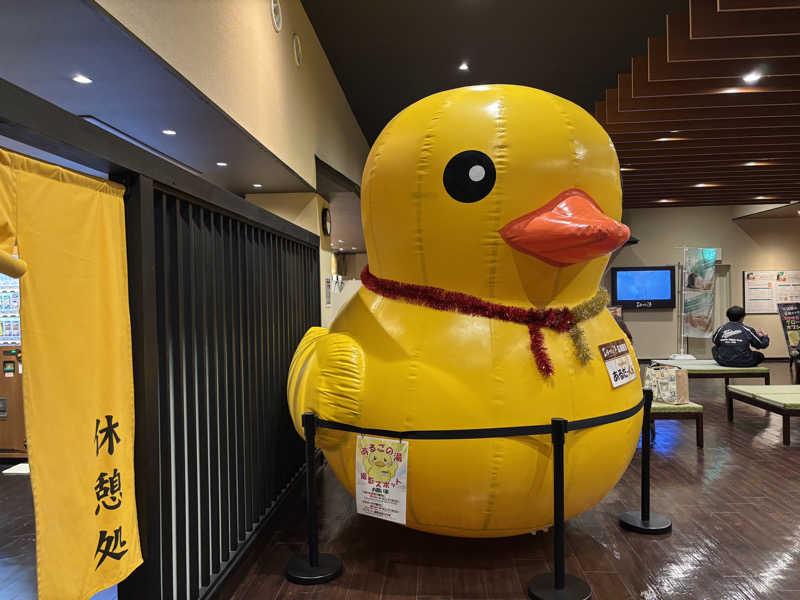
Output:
[443, 150, 496, 203]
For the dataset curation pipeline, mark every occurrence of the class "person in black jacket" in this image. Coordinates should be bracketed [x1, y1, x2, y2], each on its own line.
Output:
[711, 305, 769, 367]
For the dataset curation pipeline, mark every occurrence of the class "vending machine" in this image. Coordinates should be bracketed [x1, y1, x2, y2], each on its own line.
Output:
[0, 265, 23, 458]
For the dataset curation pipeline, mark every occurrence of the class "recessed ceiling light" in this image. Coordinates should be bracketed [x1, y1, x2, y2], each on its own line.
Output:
[658, 199, 675, 203]
[458, 61, 469, 71]
[216, 161, 228, 167]
[693, 183, 720, 188]
[654, 137, 687, 142]
[743, 161, 772, 167]
[72, 74, 92, 84]
[162, 129, 177, 136]
[252, 183, 262, 188]
[754, 195, 776, 200]
[670, 130, 680, 133]
[351, 247, 357, 250]
[742, 71, 762, 84]
[620, 167, 635, 172]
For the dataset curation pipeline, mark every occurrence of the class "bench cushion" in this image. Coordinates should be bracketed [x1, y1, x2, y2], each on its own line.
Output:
[652, 359, 769, 374]
[753, 392, 800, 410]
[728, 385, 800, 409]
[651, 401, 703, 413]
[728, 384, 800, 398]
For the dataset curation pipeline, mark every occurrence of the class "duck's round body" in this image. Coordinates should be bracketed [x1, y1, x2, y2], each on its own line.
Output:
[287, 84, 643, 537]
[321, 288, 640, 537]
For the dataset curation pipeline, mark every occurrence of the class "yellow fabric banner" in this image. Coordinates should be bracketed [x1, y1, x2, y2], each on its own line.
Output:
[0, 148, 142, 599]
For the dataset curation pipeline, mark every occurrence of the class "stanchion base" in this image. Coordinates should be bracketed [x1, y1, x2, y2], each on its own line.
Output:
[285, 553, 343, 585]
[528, 573, 592, 600]
[619, 510, 672, 535]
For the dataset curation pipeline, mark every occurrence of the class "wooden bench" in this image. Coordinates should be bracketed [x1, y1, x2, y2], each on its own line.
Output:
[651, 401, 704, 447]
[726, 385, 800, 445]
[651, 359, 770, 390]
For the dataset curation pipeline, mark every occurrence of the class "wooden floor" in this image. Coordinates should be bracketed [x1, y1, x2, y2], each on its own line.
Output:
[230, 363, 800, 600]
[0, 462, 35, 600]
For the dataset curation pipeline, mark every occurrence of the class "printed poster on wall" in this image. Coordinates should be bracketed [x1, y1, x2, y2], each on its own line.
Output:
[355, 436, 408, 524]
[683, 248, 716, 338]
[744, 270, 800, 314]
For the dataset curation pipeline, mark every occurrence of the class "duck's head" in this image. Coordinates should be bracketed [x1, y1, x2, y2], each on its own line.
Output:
[361, 84, 629, 307]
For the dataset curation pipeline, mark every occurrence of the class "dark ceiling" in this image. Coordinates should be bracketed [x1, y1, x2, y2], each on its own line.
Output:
[301, 0, 686, 143]
[0, 0, 310, 196]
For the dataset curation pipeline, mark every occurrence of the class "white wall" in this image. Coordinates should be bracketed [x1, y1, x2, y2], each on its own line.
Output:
[95, 0, 369, 187]
[611, 205, 800, 359]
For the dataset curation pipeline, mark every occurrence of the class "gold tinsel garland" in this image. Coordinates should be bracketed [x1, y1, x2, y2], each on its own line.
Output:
[568, 288, 610, 365]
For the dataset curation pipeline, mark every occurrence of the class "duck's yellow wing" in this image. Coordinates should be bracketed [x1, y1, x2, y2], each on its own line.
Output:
[287, 326, 364, 447]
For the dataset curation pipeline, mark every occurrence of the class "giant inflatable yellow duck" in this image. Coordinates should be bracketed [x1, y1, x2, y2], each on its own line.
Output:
[288, 84, 642, 537]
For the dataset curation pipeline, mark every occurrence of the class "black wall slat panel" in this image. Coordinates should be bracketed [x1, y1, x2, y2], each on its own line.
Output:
[145, 189, 314, 599]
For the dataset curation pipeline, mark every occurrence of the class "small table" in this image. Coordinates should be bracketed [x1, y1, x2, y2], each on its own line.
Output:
[726, 385, 800, 445]
[651, 359, 770, 388]
[651, 401, 704, 447]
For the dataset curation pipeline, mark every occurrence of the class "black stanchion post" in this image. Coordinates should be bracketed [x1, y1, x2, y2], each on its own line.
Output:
[304, 413, 320, 568]
[528, 418, 592, 600]
[285, 413, 343, 585]
[619, 390, 672, 535]
[640, 392, 651, 523]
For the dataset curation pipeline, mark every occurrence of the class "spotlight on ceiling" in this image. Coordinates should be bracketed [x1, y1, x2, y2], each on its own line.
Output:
[754, 195, 776, 200]
[654, 137, 687, 142]
[693, 183, 720, 188]
[458, 61, 469, 71]
[162, 129, 177, 136]
[252, 183, 262, 188]
[743, 161, 772, 167]
[620, 167, 635, 172]
[72, 74, 93, 84]
[216, 162, 228, 167]
[742, 71, 762, 84]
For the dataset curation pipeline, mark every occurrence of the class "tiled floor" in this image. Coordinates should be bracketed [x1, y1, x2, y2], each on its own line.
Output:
[229, 363, 800, 600]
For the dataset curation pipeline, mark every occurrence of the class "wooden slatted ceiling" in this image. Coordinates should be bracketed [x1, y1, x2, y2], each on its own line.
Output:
[718, 0, 800, 10]
[598, 0, 800, 207]
[690, 0, 800, 37]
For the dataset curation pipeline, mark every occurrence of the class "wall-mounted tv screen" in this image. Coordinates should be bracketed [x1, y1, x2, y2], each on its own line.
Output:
[611, 266, 675, 309]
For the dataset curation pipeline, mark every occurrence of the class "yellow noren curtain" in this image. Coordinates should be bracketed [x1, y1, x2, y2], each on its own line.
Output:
[0, 148, 142, 599]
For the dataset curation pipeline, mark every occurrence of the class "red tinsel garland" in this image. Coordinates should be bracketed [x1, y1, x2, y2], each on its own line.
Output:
[360, 265, 576, 377]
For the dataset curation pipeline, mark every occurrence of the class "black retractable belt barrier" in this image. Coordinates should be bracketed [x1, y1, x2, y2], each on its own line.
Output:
[619, 389, 672, 535]
[527, 418, 592, 600]
[284, 413, 343, 584]
[285, 398, 646, 600]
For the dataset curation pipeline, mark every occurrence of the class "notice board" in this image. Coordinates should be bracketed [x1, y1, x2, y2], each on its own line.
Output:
[743, 270, 800, 314]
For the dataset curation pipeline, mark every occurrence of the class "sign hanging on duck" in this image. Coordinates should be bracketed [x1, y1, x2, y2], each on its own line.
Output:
[355, 436, 408, 524]
[598, 339, 636, 388]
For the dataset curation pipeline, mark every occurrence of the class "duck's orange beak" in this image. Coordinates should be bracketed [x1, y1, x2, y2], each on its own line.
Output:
[499, 189, 629, 267]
